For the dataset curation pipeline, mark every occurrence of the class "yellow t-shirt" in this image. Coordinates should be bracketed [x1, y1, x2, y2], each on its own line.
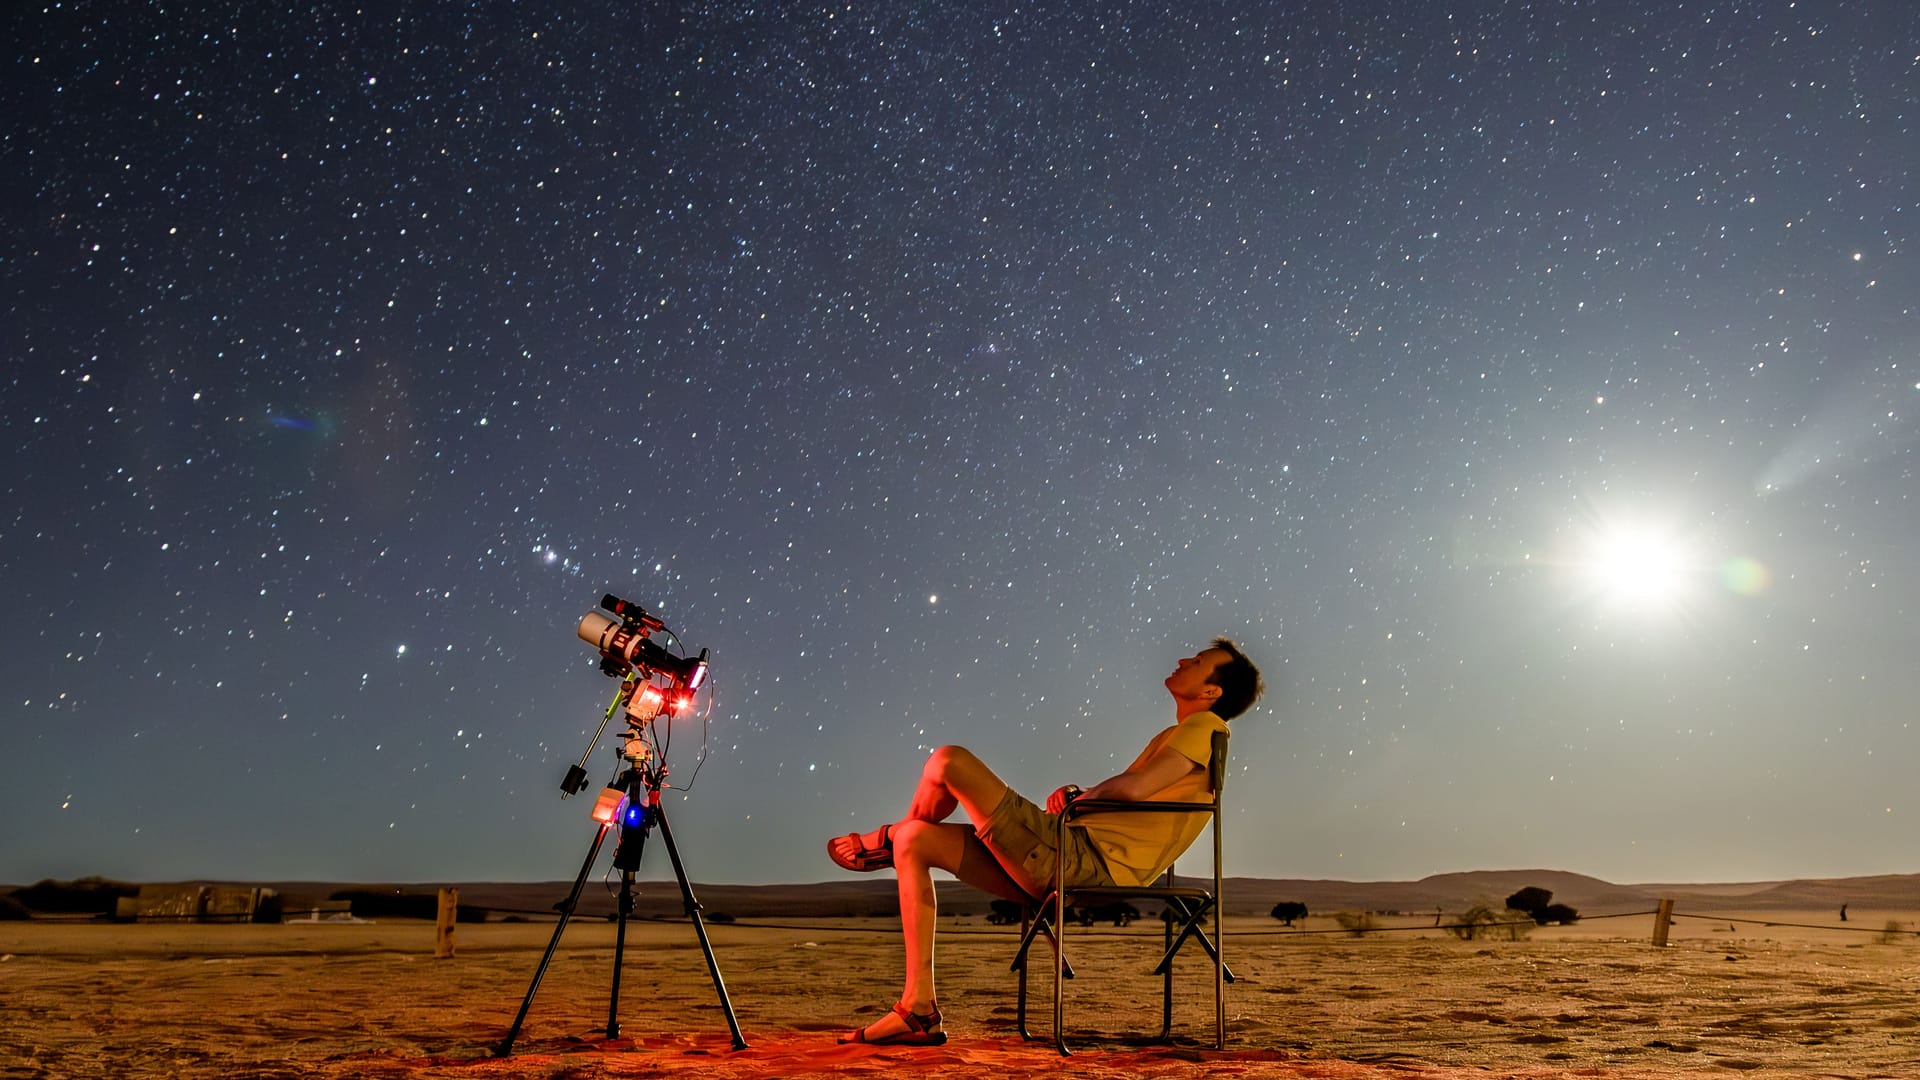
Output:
[1080, 711, 1229, 886]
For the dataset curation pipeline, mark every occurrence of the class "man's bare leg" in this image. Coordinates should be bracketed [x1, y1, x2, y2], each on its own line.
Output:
[843, 819, 1034, 1042]
[821, 745, 1036, 887]
[838, 747, 1047, 1042]
[909, 744, 1016, 824]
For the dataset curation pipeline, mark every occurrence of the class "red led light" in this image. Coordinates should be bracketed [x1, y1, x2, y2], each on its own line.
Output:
[590, 787, 625, 824]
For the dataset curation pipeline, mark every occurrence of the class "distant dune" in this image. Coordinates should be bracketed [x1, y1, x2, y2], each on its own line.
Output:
[165, 868, 1918, 921]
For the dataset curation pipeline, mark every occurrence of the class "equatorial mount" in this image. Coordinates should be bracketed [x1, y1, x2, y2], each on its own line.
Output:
[495, 598, 743, 1056]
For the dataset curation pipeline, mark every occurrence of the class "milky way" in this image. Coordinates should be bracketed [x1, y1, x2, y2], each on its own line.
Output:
[4, 2, 1915, 886]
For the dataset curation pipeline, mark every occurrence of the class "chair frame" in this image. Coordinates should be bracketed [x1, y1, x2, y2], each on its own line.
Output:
[1010, 729, 1233, 1054]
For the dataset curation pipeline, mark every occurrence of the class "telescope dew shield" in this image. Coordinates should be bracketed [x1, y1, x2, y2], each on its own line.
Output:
[579, 610, 653, 667]
[579, 610, 710, 691]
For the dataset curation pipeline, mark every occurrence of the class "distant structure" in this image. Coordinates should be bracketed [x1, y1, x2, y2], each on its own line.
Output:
[1840, 903, 1848, 922]
[114, 884, 278, 923]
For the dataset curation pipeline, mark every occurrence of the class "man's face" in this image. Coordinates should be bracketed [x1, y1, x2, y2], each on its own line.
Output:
[1164, 647, 1230, 704]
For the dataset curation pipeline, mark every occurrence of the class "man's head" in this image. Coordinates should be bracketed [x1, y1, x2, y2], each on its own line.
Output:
[1164, 637, 1264, 720]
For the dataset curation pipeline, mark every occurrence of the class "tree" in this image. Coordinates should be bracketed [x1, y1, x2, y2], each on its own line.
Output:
[1505, 887, 1554, 917]
[1270, 901, 1309, 926]
[1504, 886, 1580, 925]
[1539, 902, 1580, 925]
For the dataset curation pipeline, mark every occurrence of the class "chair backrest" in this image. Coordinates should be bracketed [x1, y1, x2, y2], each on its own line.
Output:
[1163, 728, 1230, 884]
[1207, 728, 1230, 798]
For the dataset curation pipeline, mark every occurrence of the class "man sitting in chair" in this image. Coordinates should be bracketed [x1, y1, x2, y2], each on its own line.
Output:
[826, 638, 1264, 1045]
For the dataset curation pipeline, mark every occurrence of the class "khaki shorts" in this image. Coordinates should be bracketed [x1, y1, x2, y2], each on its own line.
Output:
[977, 788, 1115, 893]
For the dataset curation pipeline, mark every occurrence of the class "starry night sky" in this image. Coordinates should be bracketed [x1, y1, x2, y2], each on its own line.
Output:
[4, 2, 1915, 889]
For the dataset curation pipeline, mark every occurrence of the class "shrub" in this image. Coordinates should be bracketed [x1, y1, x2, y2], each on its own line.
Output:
[987, 899, 1024, 925]
[1492, 908, 1535, 940]
[328, 888, 485, 922]
[1333, 910, 1377, 937]
[1877, 920, 1906, 946]
[1270, 901, 1309, 926]
[0, 895, 30, 920]
[1445, 902, 1529, 941]
[330, 888, 431, 919]
[9, 877, 138, 915]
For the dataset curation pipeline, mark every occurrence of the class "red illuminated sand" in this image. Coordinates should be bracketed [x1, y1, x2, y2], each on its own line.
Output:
[5, 905, 1918, 1079]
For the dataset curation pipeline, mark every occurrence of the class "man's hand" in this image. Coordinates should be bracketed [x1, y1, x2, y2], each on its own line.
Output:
[1061, 749, 1204, 808]
[1045, 784, 1083, 815]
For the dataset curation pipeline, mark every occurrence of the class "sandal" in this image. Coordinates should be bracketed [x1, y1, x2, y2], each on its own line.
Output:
[827, 824, 894, 872]
[838, 1001, 946, 1046]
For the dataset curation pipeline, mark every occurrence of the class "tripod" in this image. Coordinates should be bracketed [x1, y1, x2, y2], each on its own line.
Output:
[497, 691, 746, 1055]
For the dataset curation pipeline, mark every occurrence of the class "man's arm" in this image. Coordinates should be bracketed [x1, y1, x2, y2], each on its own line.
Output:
[1046, 745, 1203, 813]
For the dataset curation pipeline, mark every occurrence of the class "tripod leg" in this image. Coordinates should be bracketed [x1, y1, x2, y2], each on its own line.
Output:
[607, 867, 637, 1039]
[652, 805, 749, 1049]
[497, 821, 614, 1056]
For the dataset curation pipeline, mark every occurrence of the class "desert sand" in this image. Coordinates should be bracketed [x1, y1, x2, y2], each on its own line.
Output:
[4, 909, 1917, 1079]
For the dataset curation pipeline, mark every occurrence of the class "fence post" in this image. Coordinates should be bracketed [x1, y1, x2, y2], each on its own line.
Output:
[1651, 898, 1674, 947]
[436, 887, 459, 958]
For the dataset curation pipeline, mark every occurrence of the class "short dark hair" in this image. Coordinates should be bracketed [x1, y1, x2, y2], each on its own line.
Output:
[1206, 637, 1264, 720]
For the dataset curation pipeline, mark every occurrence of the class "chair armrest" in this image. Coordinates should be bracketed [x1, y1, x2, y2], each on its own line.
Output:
[1063, 798, 1217, 820]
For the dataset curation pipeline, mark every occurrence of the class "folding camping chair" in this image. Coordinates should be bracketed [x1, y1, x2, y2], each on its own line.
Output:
[1010, 729, 1233, 1054]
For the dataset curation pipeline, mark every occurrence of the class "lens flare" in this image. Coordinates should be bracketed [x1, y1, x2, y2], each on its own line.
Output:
[1719, 556, 1771, 596]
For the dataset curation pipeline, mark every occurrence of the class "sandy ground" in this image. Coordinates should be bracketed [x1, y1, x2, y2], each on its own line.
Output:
[3, 909, 1917, 1079]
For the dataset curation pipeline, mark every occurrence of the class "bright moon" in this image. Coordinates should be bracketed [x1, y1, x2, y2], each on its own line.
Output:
[1583, 526, 1689, 607]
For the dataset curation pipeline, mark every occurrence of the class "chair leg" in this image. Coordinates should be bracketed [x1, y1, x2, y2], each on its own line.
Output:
[1015, 902, 1076, 1041]
[1158, 904, 1175, 1039]
[1014, 908, 1032, 1040]
[1213, 906, 1226, 1049]
[1178, 921, 1236, 982]
[1019, 911, 1075, 973]
[1149, 898, 1213, 975]
[1022, 896, 1227, 1052]
[1052, 889, 1073, 1054]
[1213, 947, 1226, 1050]
[1013, 904, 1052, 1040]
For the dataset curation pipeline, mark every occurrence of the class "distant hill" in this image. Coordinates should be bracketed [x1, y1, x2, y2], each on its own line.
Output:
[1213, 869, 1659, 916]
[215, 869, 1919, 921]
[1643, 874, 1920, 911]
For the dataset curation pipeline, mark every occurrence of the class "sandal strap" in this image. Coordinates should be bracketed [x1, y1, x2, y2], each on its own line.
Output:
[891, 1001, 941, 1033]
